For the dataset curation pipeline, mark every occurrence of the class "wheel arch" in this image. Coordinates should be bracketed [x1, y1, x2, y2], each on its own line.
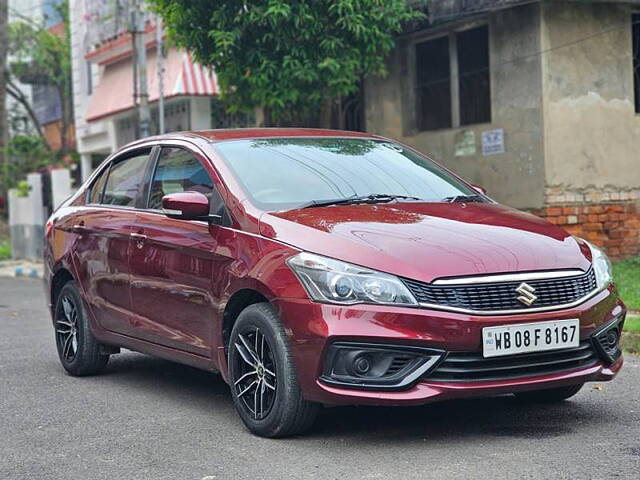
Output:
[221, 288, 271, 350]
[51, 267, 75, 310]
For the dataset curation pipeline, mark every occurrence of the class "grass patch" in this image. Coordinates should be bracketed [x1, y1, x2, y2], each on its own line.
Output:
[625, 316, 640, 333]
[622, 332, 640, 355]
[0, 241, 10, 260]
[612, 257, 640, 312]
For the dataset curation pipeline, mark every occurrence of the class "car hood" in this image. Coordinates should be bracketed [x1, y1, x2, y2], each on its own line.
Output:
[259, 202, 592, 283]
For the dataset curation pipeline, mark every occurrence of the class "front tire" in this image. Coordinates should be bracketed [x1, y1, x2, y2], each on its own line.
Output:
[513, 383, 583, 403]
[228, 303, 319, 438]
[54, 281, 109, 376]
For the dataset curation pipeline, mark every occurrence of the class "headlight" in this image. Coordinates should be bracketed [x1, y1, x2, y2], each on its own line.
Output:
[287, 252, 418, 306]
[583, 240, 613, 290]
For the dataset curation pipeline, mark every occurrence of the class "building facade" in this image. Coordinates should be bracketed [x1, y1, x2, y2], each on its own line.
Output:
[365, 0, 640, 259]
[70, 0, 254, 181]
[7, 0, 69, 144]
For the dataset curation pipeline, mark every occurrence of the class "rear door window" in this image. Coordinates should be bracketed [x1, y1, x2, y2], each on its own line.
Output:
[102, 152, 150, 207]
[88, 167, 109, 204]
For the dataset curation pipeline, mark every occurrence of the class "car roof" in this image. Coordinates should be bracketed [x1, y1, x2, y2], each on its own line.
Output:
[113, 128, 391, 157]
[184, 128, 385, 143]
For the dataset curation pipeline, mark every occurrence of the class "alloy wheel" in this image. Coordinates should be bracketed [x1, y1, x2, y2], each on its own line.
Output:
[232, 328, 277, 420]
[56, 296, 79, 362]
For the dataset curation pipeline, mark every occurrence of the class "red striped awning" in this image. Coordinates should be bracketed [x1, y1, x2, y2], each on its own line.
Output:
[85, 48, 218, 122]
[174, 53, 218, 96]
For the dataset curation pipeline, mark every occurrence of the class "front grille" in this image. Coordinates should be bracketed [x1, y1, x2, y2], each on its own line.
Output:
[424, 341, 599, 383]
[403, 269, 597, 313]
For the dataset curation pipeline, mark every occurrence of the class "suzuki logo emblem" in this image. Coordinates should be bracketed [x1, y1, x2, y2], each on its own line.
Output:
[515, 282, 537, 306]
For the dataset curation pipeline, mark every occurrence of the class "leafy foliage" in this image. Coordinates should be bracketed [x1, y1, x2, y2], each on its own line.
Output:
[0, 241, 11, 261]
[0, 135, 56, 196]
[8, 0, 73, 154]
[151, 0, 424, 124]
[2, 1, 74, 206]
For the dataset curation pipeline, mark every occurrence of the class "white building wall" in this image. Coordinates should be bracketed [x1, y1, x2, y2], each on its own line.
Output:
[70, 0, 112, 180]
[70, 0, 220, 181]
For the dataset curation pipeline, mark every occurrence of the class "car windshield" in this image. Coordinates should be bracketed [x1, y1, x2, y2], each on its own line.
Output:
[214, 138, 482, 212]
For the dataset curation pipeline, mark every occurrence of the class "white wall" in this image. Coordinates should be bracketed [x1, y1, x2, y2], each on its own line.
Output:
[70, 0, 113, 181]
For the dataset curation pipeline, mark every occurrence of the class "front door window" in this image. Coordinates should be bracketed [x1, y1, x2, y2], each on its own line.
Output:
[147, 148, 214, 210]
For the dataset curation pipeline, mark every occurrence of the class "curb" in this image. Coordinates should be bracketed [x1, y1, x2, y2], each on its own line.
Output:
[0, 261, 44, 280]
[14, 266, 43, 279]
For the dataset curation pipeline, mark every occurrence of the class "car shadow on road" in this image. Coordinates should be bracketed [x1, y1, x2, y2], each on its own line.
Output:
[97, 352, 621, 442]
[99, 351, 231, 400]
[311, 398, 598, 441]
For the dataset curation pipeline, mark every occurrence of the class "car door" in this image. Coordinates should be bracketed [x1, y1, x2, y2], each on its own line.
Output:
[72, 148, 155, 337]
[128, 145, 226, 356]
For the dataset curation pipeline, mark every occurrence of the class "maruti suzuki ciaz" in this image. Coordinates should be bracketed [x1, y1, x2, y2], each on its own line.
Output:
[44, 129, 625, 437]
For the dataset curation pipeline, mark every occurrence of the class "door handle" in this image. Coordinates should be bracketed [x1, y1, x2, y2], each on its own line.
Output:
[71, 223, 87, 234]
[130, 232, 147, 248]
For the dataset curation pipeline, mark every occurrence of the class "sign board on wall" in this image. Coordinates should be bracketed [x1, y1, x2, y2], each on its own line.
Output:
[482, 128, 505, 156]
[454, 130, 476, 157]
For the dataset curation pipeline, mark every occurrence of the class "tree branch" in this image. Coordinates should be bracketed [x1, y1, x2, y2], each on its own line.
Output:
[6, 78, 46, 142]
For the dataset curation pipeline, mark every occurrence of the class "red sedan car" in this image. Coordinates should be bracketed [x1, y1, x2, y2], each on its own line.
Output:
[44, 129, 625, 437]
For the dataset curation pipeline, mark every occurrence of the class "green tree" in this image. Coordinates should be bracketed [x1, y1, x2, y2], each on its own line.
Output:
[7, 0, 73, 155]
[151, 0, 424, 126]
[0, 134, 55, 198]
[1, 0, 8, 205]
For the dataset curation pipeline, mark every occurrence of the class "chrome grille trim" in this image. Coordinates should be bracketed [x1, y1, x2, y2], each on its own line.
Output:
[432, 269, 586, 285]
[404, 268, 602, 315]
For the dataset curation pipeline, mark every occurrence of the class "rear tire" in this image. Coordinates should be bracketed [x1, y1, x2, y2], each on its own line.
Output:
[54, 281, 109, 376]
[513, 383, 583, 403]
[228, 303, 319, 438]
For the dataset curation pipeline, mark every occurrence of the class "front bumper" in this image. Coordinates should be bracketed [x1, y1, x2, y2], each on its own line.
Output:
[274, 285, 625, 406]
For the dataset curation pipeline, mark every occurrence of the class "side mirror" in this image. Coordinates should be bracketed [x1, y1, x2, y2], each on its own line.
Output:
[162, 191, 212, 221]
[471, 184, 486, 195]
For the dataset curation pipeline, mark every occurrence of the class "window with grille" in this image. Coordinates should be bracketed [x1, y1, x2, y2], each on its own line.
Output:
[457, 25, 491, 125]
[415, 25, 491, 131]
[416, 36, 452, 131]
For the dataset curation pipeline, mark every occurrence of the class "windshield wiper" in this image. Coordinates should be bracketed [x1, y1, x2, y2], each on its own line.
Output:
[300, 194, 423, 209]
[441, 194, 485, 203]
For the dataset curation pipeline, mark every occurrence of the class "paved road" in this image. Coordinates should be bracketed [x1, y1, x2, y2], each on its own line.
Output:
[1, 278, 639, 480]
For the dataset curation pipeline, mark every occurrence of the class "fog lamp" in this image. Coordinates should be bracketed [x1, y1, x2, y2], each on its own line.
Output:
[352, 354, 372, 376]
[593, 316, 624, 364]
[320, 342, 443, 390]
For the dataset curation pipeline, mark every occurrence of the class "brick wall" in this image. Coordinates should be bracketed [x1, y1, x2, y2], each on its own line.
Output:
[531, 188, 640, 260]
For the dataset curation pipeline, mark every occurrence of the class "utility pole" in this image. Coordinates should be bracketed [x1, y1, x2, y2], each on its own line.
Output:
[131, 0, 150, 138]
[156, 15, 165, 135]
[0, 0, 9, 198]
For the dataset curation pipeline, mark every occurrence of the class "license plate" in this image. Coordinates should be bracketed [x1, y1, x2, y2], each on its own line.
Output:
[482, 319, 579, 358]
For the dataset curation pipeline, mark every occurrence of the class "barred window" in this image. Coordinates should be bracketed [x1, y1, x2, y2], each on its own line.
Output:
[415, 25, 491, 131]
[457, 25, 491, 125]
[416, 36, 452, 131]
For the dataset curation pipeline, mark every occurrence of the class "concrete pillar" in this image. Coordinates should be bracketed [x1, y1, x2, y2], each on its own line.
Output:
[51, 168, 72, 209]
[80, 153, 92, 182]
[254, 107, 265, 127]
[190, 97, 212, 130]
[8, 172, 45, 261]
[8, 190, 31, 260]
[27, 173, 44, 226]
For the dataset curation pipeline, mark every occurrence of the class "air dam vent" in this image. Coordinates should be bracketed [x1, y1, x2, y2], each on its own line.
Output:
[424, 341, 599, 383]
